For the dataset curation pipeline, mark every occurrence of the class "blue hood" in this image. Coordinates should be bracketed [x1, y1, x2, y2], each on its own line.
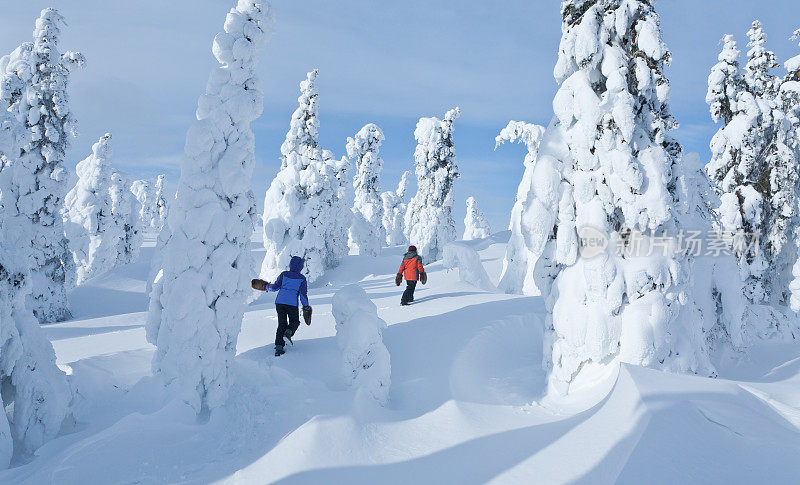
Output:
[289, 256, 304, 273]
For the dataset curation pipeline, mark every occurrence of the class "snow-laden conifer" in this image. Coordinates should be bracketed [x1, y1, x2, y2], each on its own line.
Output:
[64, 134, 139, 284]
[109, 169, 142, 266]
[130, 178, 155, 230]
[0, 98, 69, 468]
[533, 0, 711, 393]
[131, 174, 167, 232]
[745, 21, 779, 98]
[146, 0, 273, 413]
[260, 70, 351, 283]
[494, 120, 546, 294]
[0, 8, 85, 322]
[347, 123, 385, 256]
[462, 196, 490, 240]
[153, 174, 168, 230]
[706, 23, 799, 322]
[707, 35, 743, 125]
[381, 171, 410, 246]
[404, 108, 460, 261]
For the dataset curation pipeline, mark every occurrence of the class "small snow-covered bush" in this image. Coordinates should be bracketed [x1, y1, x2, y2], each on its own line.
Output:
[332, 284, 391, 406]
[443, 242, 495, 292]
[347, 123, 385, 256]
[463, 196, 491, 240]
[404, 108, 461, 262]
[381, 171, 410, 246]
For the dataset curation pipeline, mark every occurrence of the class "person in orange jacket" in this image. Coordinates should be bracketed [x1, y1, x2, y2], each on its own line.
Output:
[396, 245, 426, 306]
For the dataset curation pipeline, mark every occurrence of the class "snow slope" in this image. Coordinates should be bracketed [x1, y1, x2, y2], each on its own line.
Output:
[1, 233, 799, 483]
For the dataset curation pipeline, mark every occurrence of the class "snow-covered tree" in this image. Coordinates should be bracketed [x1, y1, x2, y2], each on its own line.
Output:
[130, 178, 155, 229]
[494, 120, 546, 294]
[347, 123, 385, 256]
[782, 30, 800, 314]
[745, 21, 779, 98]
[404, 108, 460, 262]
[109, 169, 142, 266]
[131, 174, 167, 232]
[532, 0, 712, 394]
[707, 35, 743, 125]
[260, 69, 350, 283]
[462, 196, 490, 240]
[153, 174, 168, 230]
[677, 153, 748, 353]
[706, 23, 798, 317]
[64, 135, 142, 283]
[64, 134, 140, 284]
[0, 8, 85, 322]
[146, 0, 273, 414]
[381, 170, 410, 246]
[0, 99, 69, 468]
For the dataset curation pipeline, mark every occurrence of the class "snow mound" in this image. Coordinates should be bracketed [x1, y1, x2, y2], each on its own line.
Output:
[443, 242, 496, 292]
[332, 284, 391, 406]
[450, 314, 545, 405]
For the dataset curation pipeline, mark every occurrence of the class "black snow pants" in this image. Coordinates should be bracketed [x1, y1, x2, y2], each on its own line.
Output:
[275, 303, 301, 347]
[401, 280, 417, 305]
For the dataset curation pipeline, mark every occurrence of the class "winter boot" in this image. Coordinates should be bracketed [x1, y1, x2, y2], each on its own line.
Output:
[274, 345, 285, 357]
[284, 329, 294, 345]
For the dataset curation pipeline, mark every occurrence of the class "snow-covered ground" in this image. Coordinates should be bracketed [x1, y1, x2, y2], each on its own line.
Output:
[2, 233, 800, 484]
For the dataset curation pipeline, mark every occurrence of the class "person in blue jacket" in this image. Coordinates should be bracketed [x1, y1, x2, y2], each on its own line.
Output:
[264, 256, 311, 356]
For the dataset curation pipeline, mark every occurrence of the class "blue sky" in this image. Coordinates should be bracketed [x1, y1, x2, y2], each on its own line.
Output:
[1, 1, 799, 231]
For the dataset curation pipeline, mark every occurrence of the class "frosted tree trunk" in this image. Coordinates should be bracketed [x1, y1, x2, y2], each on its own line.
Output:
[146, 0, 273, 413]
[0, 8, 85, 323]
[404, 108, 460, 262]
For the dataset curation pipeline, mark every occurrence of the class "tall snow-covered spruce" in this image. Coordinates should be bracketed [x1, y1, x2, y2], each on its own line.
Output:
[532, 0, 712, 394]
[784, 30, 800, 313]
[381, 170, 410, 246]
[706, 22, 799, 328]
[0, 8, 85, 322]
[64, 134, 141, 285]
[495, 120, 546, 294]
[0, 98, 69, 468]
[146, 0, 273, 413]
[260, 69, 350, 283]
[347, 123, 385, 256]
[462, 196, 490, 240]
[404, 108, 460, 261]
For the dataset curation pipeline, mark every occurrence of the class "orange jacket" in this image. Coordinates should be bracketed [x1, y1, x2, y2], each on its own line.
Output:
[398, 257, 425, 281]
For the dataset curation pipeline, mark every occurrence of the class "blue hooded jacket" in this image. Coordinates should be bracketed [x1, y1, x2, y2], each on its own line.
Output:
[268, 256, 309, 307]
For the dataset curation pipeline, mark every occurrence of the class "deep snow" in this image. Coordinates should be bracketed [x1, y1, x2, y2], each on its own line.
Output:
[1, 232, 799, 483]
